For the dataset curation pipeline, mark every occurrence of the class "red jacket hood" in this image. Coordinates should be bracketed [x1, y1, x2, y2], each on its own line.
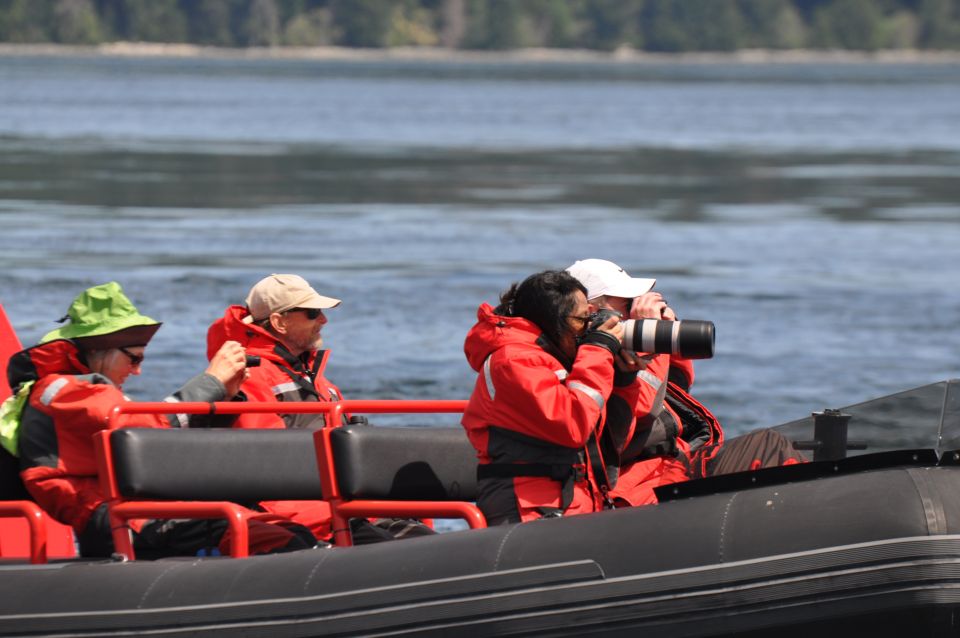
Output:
[206, 305, 327, 371]
[207, 305, 278, 360]
[7, 339, 89, 390]
[463, 303, 545, 372]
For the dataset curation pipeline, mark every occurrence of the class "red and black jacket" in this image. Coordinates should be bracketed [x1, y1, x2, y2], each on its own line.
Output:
[602, 354, 723, 506]
[461, 303, 616, 525]
[207, 305, 344, 429]
[9, 339, 229, 533]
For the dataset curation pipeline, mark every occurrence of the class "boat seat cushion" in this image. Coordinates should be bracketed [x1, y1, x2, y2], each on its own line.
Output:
[108, 426, 479, 504]
[110, 428, 323, 501]
[330, 426, 478, 501]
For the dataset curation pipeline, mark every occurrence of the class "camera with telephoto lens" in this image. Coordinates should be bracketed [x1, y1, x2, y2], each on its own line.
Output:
[586, 308, 715, 359]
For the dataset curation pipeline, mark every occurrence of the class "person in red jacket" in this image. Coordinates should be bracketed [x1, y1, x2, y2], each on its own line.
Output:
[207, 274, 433, 544]
[462, 270, 626, 525]
[4, 282, 315, 558]
[567, 259, 804, 507]
[205, 274, 344, 540]
[206, 273, 344, 430]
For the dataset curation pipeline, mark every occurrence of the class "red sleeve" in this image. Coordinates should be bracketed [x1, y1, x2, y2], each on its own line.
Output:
[20, 469, 102, 532]
[35, 377, 166, 442]
[669, 356, 695, 390]
[631, 353, 671, 424]
[487, 343, 614, 448]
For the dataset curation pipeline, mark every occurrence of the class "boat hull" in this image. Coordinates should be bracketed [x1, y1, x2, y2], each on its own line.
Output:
[3, 459, 960, 636]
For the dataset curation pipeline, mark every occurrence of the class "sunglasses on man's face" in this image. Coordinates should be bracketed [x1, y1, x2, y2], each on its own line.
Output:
[118, 347, 145, 366]
[286, 307, 324, 320]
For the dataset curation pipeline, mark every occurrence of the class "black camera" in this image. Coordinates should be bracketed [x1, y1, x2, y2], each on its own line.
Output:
[587, 308, 715, 359]
[245, 355, 261, 367]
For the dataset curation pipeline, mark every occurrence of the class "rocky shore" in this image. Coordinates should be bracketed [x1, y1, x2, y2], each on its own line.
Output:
[2, 41, 959, 64]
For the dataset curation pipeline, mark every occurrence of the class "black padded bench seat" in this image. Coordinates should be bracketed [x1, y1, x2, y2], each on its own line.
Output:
[107, 425, 479, 503]
[330, 426, 479, 501]
[102, 425, 484, 555]
[109, 428, 322, 502]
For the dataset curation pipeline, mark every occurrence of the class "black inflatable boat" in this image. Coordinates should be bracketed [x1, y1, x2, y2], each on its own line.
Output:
[0, 379, 959, 636]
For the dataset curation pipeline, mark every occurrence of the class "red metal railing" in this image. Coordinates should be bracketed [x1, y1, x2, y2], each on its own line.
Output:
[109, 399, 468, 428]
[0, 502, 47, 564]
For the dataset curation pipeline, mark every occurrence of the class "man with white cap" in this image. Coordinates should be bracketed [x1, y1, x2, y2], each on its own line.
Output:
[567, 260, 805, 506]
[566, 259, 721, 506]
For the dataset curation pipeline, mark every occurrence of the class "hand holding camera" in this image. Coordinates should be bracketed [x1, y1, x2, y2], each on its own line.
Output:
[578, 308, 624, 356]
[629, 292, 672, 320]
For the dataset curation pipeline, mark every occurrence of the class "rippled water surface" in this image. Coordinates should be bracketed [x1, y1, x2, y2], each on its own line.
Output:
[1, 55, 958, 433]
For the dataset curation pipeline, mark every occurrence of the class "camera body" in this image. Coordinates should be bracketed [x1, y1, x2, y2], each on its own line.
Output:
[587, 308, 715, 359]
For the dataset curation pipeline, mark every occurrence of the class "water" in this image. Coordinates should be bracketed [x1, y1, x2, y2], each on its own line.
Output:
[0, 54, 958, 434]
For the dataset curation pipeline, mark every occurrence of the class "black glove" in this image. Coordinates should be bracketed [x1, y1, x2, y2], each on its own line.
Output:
[613, 367, 638, 387]
[579, 329, 621, 357]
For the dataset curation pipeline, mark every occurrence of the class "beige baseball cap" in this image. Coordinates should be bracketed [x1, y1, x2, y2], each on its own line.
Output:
[245, 274, 341, 322]
[566, 259, 656, 301]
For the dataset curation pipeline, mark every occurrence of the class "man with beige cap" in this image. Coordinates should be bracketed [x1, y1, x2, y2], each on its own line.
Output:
[207, 274, 343, 431]
[206, 274, 345, 542]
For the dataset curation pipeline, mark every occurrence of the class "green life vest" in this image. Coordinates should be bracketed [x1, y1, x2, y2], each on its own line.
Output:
[0, 381, 34, 457]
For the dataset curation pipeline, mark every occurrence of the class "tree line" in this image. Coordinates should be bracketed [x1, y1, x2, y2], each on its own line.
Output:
[1, 0, 958, 52]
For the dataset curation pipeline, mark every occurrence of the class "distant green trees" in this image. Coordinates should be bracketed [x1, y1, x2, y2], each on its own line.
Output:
[0, 0, 958, 50]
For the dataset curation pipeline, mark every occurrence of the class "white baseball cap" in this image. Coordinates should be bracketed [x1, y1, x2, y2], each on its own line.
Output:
[566, 259, 656, 300]
[245, 274, 341, 322]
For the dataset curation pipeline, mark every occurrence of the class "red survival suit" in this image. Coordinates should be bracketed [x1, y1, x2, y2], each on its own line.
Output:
[207, 305, 344, 430]
[462, 303, 628, 525]
[9, 339, 305, 557]
[603, 353, 722, 507]
[604, 353, 803, 506]
[207, 305, 343, 539]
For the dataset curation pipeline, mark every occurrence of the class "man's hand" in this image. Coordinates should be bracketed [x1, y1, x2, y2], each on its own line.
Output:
[631, 292, 676, 321]
[206, 340, 249, 398]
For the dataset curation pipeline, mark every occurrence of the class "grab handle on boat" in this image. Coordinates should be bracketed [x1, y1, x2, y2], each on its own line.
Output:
[793, 409, 867, 462]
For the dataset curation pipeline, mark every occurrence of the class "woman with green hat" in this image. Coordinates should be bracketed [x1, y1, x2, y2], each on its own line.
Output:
[2, 282, 313, 557]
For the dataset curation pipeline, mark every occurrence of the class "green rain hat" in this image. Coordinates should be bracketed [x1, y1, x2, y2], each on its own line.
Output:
[40, 282, 162, 351]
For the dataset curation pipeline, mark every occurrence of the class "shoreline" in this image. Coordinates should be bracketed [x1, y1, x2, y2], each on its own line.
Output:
[1, 41, 959, 64]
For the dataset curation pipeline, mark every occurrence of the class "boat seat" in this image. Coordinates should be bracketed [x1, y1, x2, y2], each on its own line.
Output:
[95, 428, 323, 560]
[315, 425, 485, 546]
[96, 425, 484, 556]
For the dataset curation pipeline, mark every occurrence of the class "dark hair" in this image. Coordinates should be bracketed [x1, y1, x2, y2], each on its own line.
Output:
[495, 270, 587, 346]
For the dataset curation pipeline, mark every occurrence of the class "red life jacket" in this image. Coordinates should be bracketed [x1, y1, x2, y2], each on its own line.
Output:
[603, 353, 723, 507]
[207, 305, 342, 539]
[462, 303, 615, 524]
[207, 305, 344, 429]
[10, 340, 171, 532]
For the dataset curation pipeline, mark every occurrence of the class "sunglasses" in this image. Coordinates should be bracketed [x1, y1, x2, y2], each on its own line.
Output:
[285, 307, 324, 320]
[118, 347, 145, 366]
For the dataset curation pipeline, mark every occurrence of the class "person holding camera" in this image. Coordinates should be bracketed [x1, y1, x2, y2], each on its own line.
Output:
[567, 259, 805, 507]
[461, 270, 625, 525]
[206, 273, 344, 431]
[205, 273, 346, 541]
[207, 274, 432, 545]
[3, 282, 316, 557]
